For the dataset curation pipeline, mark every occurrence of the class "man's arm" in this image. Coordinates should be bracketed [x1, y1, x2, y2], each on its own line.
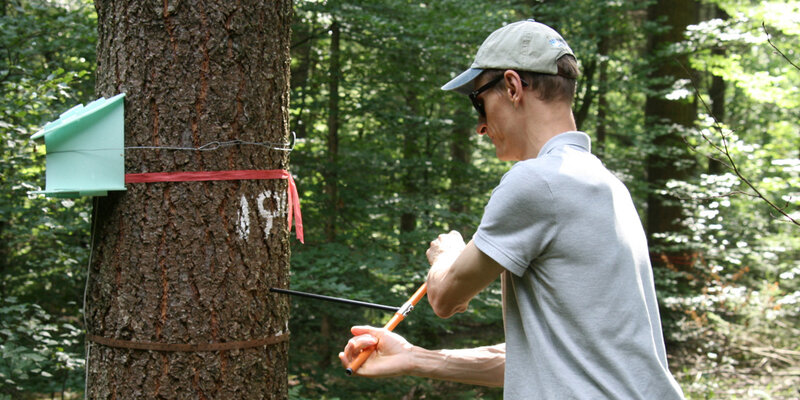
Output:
[412, 343, 506, 387]
[339, 325, 505, 387]
[425, 232, 505, 318]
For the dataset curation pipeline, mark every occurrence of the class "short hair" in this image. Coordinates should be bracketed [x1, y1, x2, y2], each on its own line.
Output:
[485, 55, 579, 104]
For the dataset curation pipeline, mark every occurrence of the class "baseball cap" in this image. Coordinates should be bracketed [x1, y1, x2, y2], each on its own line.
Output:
[441, 19, 574, 96]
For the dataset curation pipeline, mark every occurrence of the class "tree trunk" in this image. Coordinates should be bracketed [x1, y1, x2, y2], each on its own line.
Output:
[448, 108, 473, 235]
[400, 93, 420, 250]
[325, 20, 340, 243]
[645, 0, 699, 254]
[573, 56, 596, 131]
[708, 5, 729, 175]
[595, 35, 610, 158]
[87, 1, 292, 399]
[291, 25, 314, 141]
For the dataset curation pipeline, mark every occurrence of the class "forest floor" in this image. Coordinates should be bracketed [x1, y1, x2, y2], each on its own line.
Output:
[671, 335, 800, 399]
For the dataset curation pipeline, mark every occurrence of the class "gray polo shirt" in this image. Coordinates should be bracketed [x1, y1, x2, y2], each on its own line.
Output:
[474, 131, 684, 399]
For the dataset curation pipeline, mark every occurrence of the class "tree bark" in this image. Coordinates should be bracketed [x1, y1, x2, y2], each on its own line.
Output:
[87, 1, 292, 398]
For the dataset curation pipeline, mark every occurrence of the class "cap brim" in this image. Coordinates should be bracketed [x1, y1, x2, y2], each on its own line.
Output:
[441, 68, 483, 96]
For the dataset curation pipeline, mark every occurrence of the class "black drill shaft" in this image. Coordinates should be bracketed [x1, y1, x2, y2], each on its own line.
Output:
[269, 287, 400, 313]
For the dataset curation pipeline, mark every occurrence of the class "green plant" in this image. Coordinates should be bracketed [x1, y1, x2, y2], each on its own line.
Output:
[0, 297, 84, 398]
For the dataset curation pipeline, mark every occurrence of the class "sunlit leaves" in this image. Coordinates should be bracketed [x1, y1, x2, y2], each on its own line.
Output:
[1, 1, 96, 396]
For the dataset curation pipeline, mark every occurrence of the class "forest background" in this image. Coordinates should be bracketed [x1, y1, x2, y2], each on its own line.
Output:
[1, 0, 798, 399]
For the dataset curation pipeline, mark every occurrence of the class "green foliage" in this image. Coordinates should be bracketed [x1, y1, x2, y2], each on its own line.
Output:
[1, 0, 96, 397]
[1, 0, 96, 299]
[288, 0, 799, 398]
[2, 0, 798, 398]
[648, 3, 800, 396]
[0, 297, 84, 398]
[288, 3, 511, 397]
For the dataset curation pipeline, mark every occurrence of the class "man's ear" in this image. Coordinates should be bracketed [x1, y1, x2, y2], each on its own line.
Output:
[503, 70, 524, 107]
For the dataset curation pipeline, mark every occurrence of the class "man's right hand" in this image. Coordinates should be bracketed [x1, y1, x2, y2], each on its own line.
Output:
[426, 230, 466, 268]
[338, 325, 415, 377]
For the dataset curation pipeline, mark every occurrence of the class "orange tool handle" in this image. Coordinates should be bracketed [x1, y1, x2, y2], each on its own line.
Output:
[345, 282, 428, 375]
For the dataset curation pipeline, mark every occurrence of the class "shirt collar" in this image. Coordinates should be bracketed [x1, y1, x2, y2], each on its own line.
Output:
[537, 131, 591, 157]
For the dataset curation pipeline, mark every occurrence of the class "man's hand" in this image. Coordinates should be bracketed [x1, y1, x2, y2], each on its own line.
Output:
[339, 325, 507, 386]
[339, 326, 415, 377]
[425, 233, 505, 318]
[426, 231, 466, 268]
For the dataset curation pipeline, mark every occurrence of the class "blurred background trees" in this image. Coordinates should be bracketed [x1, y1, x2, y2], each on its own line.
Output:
[1, 1, 94, 397]
[1, 0, 797, 398]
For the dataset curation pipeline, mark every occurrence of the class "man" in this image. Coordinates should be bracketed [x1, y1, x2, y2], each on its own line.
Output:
[340, 19, 685, 399]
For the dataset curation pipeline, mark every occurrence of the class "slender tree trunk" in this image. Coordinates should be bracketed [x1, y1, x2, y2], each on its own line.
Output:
[645, 0, 699, 256]
[87, 1, 292, 398]
[448, 109, 472, 234]
[400, 93, 420, 249]
[325, 20, 340, 243]
[595, 35, 610, 158]
[707, 71, 726, 175]
[0, 219, 6, 299]
[708, 5, 729, 175]
[291, 25, 315, 141]
[573, 57, 596, 131]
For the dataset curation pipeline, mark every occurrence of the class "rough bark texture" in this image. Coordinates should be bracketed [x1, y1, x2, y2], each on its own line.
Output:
[87, 1, 292, 398]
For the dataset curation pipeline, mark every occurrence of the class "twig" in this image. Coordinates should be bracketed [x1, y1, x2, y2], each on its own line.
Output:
[763, 22, 800, 71]
[734, 344, 795, 365]
[677, 61, 799, 226]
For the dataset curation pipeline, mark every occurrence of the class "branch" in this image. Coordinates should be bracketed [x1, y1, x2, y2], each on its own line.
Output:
[677, 61, 799, 226]
[733, 344, 798, 366]
[291, 26, 331, 49]
[763, 22, 800, 72]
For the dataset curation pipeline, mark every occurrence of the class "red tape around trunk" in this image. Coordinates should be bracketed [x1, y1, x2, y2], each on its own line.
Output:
[125, 170, 303, 243]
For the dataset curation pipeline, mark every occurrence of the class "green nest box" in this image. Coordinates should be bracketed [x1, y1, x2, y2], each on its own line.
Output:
[31, 93, 126, 198]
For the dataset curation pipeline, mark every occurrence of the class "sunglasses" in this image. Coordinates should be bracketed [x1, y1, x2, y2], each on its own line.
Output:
[468, 74, 529, 117]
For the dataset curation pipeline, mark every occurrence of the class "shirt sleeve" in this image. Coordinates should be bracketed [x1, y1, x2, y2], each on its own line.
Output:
[473, 163, 558, 276]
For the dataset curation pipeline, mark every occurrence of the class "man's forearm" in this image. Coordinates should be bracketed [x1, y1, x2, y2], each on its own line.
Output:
[426, 239, 505, 318]
[408, 343, 505, 387]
